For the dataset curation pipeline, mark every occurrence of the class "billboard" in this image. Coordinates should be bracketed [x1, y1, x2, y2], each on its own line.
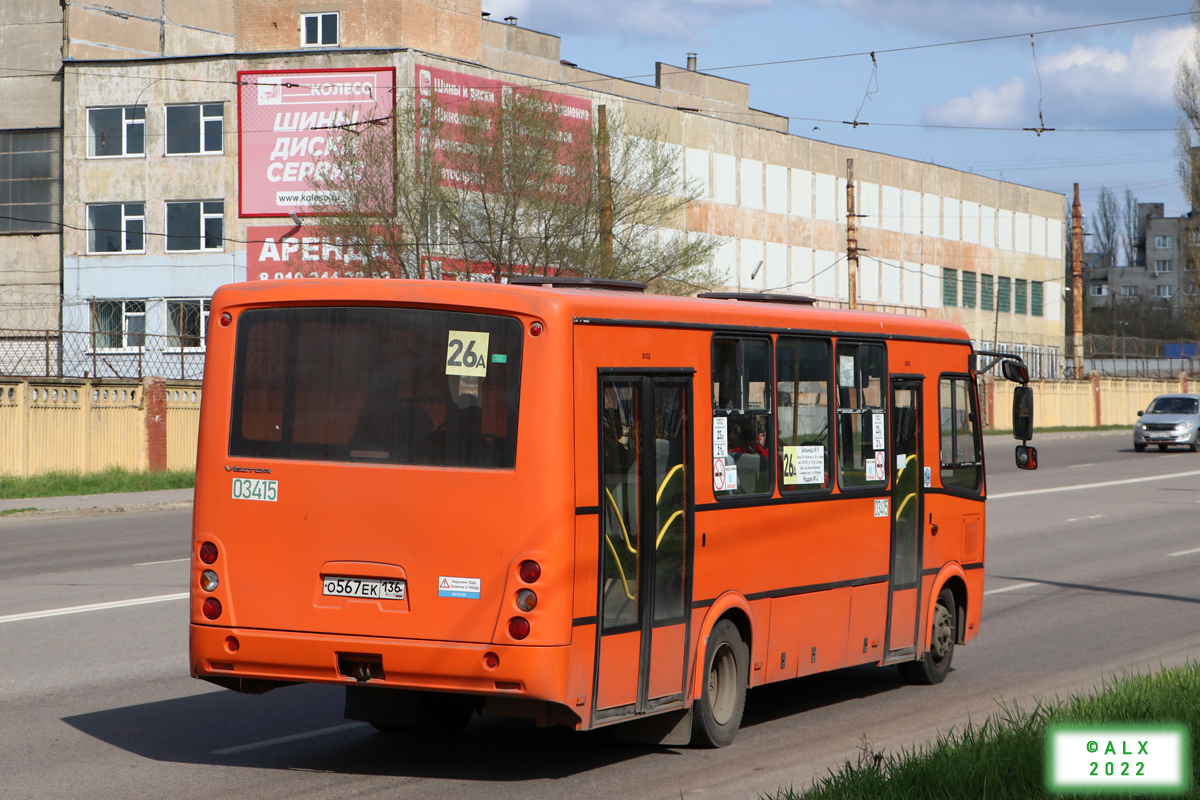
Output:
[246, 226, 397, 280]
[237, 67, 395, 218]
[414, 64, 593, 194]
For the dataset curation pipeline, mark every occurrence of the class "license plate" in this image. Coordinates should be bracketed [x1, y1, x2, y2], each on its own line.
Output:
[322, 576, 406, 600]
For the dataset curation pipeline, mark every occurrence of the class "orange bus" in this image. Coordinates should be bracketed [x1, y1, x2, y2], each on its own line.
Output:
[190, 277, 1034, 747]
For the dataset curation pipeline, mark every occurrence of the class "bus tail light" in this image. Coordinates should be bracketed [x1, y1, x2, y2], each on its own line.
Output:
[515, 589, 537, 612]
[529, 321, 544, 337]
[225, 636, 240, 653]
[200, 570, 219, 592]
[518, 560, 541, 583]
[508, 617, 530, 640]
[483, 652, 500, 669]
[199, 541, 218, 564]
[219, 312, 232, 327]
[202, 598, 222, 620]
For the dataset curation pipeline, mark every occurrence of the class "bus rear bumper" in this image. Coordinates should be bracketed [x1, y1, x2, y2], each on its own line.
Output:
[190, 623, 571, 702]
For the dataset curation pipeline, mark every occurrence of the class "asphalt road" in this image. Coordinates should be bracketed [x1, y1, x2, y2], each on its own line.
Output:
[3, 429, 1199, 799]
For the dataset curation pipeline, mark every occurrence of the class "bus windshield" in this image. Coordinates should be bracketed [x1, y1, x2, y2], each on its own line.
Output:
[229, 306, 523, 468]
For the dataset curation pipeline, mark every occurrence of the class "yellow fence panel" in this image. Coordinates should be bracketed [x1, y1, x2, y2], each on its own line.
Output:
[88, 383, 146, 472]
[166, 382, 202, 471]
[26, 383, 86, 475]
[0, 380, 25, 476]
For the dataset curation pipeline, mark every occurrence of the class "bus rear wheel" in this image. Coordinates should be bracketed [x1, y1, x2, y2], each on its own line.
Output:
[691, 619, 748, 748]
[899, 587, 956, 686]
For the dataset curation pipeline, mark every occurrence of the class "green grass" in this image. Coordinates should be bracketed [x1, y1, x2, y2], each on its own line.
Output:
[767, 662, 1200, 800]
[0, 507, 38, 517]
[0, 467, 195, 500]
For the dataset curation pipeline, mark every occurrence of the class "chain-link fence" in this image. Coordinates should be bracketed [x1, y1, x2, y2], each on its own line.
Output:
[0, 329, 205, 379]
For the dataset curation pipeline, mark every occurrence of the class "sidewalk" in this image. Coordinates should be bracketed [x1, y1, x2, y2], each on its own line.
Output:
[0, 488, 193, 514]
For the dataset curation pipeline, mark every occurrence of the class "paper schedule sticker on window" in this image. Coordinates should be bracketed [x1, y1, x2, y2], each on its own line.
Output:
[783, 445, 824, 485]
[446, 331, 490, 377]
[872, 413, 886, 450]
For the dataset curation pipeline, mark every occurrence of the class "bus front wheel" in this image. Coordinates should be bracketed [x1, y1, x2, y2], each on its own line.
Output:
[899, 587, 956, 686]
[691, 619, 748, 748]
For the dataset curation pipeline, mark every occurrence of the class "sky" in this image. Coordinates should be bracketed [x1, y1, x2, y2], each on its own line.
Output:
[485, 0, 1197, 227]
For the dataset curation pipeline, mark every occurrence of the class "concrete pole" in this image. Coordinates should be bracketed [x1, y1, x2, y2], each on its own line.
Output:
[847, 158, 858, 310]
[1072, 183, 1084, 378]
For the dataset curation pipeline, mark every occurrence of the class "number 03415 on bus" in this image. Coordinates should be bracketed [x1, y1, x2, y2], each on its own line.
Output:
[189, 277, 1035, 747]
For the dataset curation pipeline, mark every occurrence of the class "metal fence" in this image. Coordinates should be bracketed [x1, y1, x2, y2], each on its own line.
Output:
[0, 329, 205, 380]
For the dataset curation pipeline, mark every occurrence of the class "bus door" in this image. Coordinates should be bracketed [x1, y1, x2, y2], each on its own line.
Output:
[594, 372, 693, 720]
[884, 378, 923, 662]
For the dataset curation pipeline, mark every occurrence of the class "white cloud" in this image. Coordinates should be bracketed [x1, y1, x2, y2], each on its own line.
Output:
[1039, 26, 1191, 111]
[497, 0, 772, 42]
[923, 77, 1027, 127]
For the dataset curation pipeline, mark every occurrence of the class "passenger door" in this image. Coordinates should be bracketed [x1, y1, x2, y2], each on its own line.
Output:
[594, 373, 693, 720]
[884, 379, 923, 662]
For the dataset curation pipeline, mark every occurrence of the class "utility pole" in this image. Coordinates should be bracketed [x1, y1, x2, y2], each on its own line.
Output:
[1072, 183, 1084, 378]
[846, 158, 858, 310]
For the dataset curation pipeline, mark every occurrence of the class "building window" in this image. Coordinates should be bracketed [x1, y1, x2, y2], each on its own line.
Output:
[302, 12, 339, 46]
[1157, 285, 1174, 298]
[1155, 235, 1174, 249]
[1014, 279, 1028, 315]
[712, 336, 774, 498]
[167, 299, 211, 349]
[166, 104, 224, 155]
[0, 129, 61, 234]
[1122, 285, 1138, 297]
[1089, 284, 1108, 296]
[92, 300, 145, 350]
[166, 201, 223, 251]
[997, 276, 1011, 312]
[87, 203, 145, 253]
[1047, 346, 1060, 379]
[980, 274, 994, 311]
[942, 268, 958, 307]
[87, 107, 145, 158]
[961, 272, 977, 309]
[1031, 281, 1043, 317]
[1155, 259, 1173, 274]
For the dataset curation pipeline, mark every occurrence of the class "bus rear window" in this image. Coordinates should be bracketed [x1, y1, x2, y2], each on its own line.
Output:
[229, 306, 522, 468]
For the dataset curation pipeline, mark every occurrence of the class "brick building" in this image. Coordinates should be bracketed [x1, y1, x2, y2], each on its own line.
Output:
[1, 0, 1067, 378]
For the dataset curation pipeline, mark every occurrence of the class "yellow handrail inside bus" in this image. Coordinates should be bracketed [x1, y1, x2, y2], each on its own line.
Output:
[656, 510, 683, 548]
[895, 491, 917, 520]
[604, 486, 638, 554]
[656, 463, 683, 503]
[603, 535, 636, 601]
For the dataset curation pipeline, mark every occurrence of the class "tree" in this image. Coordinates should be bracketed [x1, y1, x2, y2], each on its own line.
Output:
[1122, 188, 1139, 268]
[310, 85, 722, 294]
[1174, 0, 1200, 337]
[1088, 186, 1119, 268]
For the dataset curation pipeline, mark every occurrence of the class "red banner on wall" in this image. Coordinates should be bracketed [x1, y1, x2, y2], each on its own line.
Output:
[414, 64, 593, 194]
[237, 67, 395, 218]
[246, 226, 397, 280]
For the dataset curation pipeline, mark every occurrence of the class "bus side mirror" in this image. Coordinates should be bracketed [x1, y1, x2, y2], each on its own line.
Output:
[1001, 360, 1029, 384]
[1013, 385, 1033, 441]
[1015, 445, 1038, 470]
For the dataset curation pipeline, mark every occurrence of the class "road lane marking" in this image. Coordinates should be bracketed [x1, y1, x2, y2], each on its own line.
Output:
[1168, 547, 1200, 557]
[1065, 514, 1104, 522]
[0, 592, 188, 624]
[1068, 463, 1096, 468]
[984, 582, 1039, 596]
[990, 469, 1200, 499]
[212, 723, 368, 755]
[135, 558, 189, 566]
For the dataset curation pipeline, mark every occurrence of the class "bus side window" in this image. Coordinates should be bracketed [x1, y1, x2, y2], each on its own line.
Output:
[835, 342, 887, 490]
[776, 336, 832, 492]
[939, 376, 982, 492]
[712, 336, 773, 498]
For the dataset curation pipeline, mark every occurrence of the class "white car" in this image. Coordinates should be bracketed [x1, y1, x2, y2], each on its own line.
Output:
[1133, 394, 1200, 452]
